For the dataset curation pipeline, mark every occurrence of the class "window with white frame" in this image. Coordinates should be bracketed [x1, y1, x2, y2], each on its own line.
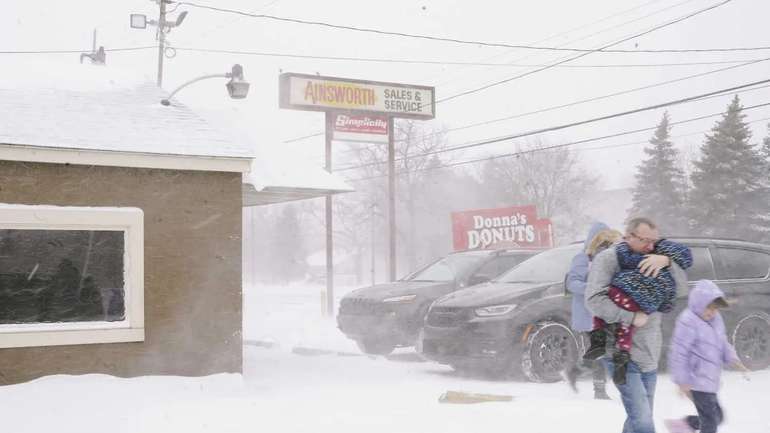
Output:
[0, 204, 144, 348]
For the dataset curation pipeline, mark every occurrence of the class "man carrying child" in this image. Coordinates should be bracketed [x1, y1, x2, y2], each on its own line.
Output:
[586, 217, 689, 433]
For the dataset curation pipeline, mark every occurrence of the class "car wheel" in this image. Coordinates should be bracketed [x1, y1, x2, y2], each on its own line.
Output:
[521, 321, 579, 383]
[355, 338, 396, 356]
[732, 313, 770, 371]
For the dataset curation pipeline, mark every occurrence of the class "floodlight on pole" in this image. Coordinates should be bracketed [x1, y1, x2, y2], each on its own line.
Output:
[160, 64, 250, 106]
[167, 11, 188, 27]
[130, 14, 148, 29]
[129, 4, 188, 87]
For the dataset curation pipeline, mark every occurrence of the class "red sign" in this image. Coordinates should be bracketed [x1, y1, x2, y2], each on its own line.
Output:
[451, 205, 553, 250]
[334, 114, 388, 134]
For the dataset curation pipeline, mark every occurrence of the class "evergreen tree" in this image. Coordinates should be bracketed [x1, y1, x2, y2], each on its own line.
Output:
[688, 96, 768, 240]
[761, 123, 770, 163]
[628, 112, 688, 234]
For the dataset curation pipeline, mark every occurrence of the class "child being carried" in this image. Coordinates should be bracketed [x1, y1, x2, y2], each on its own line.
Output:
[584, 239, 693, 385]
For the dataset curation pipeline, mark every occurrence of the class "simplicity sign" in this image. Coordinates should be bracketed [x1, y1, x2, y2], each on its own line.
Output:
[279, 73, 435, 120]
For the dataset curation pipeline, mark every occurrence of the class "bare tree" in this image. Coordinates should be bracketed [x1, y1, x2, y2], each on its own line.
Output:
[480, 138, 598, 244]
[337, 119, 455, 274]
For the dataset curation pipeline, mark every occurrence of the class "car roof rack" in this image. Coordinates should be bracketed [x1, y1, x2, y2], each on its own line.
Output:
[667, 236, 760, 243]
[449, 247, 547, 255]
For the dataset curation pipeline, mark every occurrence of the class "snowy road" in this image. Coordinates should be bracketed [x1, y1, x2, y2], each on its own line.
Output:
[1, 344, 767, 433]
[1, 282, 767, 433]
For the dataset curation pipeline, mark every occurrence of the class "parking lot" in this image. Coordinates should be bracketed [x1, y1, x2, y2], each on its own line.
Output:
[0, 281, 767, 433]
[241, 281, 770, 433]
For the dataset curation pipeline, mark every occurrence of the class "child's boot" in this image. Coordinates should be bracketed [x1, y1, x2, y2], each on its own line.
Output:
[583, 329, 607, 360]
[612, 350, 630, 385]
[663, 419, 695, 433]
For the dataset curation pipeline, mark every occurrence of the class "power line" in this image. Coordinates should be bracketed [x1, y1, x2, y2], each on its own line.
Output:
[0, 46, 157, 54]
[436, 0, 734, 104]
[574, 115, 770, 153]
[174, 46, 766, 69]
[194, 0, 282, 40]
[282, 57, 770, 145]
[327, 83, 770, 162]
[439, 57, 770, 134]
[302, 80, 770, 164]
[420, 0, 688, 90]
[176, 1, 764, 55]
[278, 0, 736, 143]
[283, 131, 324, 143]
[345, 101, 770, 182]
[335, 77, 770, 172]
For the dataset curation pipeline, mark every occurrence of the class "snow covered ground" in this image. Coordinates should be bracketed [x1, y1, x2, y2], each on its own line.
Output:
[2, 282, 768, 433]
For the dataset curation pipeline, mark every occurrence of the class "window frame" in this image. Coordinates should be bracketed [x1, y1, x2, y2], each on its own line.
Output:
[713, 246, 770, 283]
[684, 245, 717, 283]
[0, 204, 144, 348]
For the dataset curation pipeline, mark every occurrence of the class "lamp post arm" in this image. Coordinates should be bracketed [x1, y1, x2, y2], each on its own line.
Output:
[161, 73, 231, 105]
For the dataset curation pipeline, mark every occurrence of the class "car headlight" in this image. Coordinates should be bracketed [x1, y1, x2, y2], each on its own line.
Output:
[475, 304, 517, 317]
[382, 294, 417, 303]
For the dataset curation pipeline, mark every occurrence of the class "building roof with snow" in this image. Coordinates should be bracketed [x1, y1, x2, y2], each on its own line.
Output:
[0, 59, 352, 204]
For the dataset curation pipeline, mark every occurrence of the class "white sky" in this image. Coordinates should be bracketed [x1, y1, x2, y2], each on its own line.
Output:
[3, 0, 770, 189]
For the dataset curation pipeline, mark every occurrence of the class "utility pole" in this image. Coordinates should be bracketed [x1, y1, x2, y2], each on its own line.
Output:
[388, 117, 396, 281]
[131, 1, 187, 86]
[370, 202, 377, 286]
[156, 0, 167, 87]
[325, 112, 335, 316]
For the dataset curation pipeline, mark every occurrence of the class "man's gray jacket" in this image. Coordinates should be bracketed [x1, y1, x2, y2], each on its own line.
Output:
[586, 245, 688, 372]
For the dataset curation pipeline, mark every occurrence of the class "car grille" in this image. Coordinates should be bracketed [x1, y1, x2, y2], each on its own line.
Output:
[426, 306, 471, 327]
[339, 298, 389, 315]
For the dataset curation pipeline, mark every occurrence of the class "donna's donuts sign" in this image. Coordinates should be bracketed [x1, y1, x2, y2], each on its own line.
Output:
[451, 205, 554, 250]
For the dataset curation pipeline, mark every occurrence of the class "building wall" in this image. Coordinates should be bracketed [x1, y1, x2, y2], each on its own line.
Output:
[0, 160, 243, 384]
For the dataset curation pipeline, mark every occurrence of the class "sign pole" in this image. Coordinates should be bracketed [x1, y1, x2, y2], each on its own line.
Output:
[325, 112, 334, 316]
[279, 73, 435, 285]
[388, 116, 396, 281]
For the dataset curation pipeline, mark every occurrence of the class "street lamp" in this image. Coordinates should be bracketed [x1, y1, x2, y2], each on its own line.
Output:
[160, 64, 250, 106]
[130, 11, 187, 29]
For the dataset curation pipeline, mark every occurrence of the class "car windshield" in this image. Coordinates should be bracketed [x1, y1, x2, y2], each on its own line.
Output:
[403, 253, 489, 282]
[495, 245, 581, 283]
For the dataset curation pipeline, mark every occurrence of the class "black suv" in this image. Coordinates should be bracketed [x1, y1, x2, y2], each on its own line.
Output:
[420, 238, 770, 382]
[336, 249, 542, 355]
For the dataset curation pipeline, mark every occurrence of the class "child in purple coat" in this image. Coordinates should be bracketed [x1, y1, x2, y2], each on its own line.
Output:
[664, 280, 749, 433]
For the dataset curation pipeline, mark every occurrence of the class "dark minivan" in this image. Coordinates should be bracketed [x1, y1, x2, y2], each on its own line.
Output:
[420, 238, 770, 382]
[337, 248, 542, 355]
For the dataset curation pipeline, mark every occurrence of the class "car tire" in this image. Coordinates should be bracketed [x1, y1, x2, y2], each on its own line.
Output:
[732, 313, 770, 371]
[355, 338, 396, 356]
[521, 321, 580, 383]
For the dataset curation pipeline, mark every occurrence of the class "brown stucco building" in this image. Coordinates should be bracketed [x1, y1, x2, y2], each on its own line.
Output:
[0, 64, 349, 385]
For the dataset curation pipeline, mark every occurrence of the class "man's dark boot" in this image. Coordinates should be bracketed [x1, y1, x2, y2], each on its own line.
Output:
[592, 360, 610, 399]
[612, 351, 631, 386]
[583, 329, 607, 360]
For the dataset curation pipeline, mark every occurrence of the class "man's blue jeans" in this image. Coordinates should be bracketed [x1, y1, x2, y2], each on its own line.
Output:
[604, 359, 657, 433]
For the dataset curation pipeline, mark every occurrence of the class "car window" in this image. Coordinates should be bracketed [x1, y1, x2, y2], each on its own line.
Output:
[686, 247, 716, 281]
[495, 245, 581, 283]
[717, 248, 770, 280]
[405, 254, 487, 282]
[471, 254, 530, 280]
